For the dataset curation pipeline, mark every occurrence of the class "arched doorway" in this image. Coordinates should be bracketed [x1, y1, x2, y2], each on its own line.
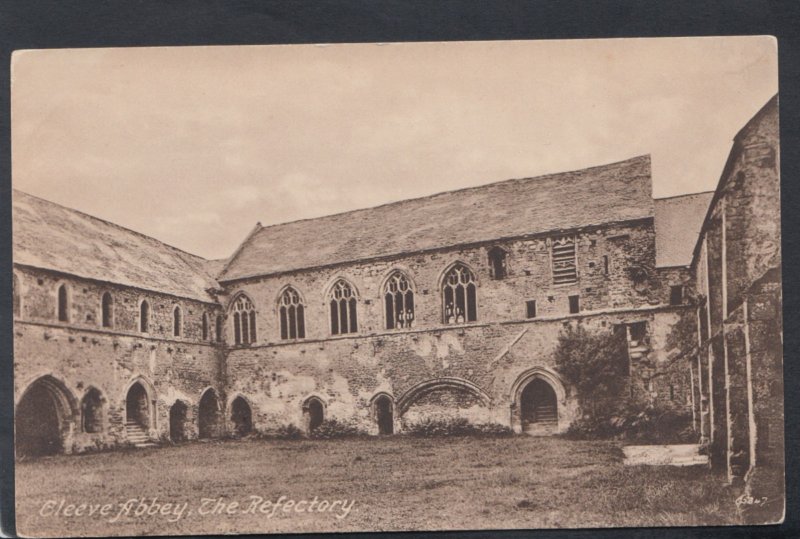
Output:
[520, 378, 558, 433]
[81, 388, 104, 433]
[304, 397, 325, 434]
[198, 389, 222, 439]
[231, 397, 252, 437]
[125, 382, 150, 429]
[169, 401, 188, 442]
[16, 377, 75, 457]
[374, 395, 394, 435]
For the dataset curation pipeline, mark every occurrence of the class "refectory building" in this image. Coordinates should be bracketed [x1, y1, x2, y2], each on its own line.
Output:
[12, 96, 781, 492]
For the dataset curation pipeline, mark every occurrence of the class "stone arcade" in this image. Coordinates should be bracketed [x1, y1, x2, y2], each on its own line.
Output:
[12, 96, 781, 486]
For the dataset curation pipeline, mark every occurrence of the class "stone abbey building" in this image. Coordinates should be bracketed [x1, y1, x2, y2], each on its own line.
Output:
[12, 96, 781, 488]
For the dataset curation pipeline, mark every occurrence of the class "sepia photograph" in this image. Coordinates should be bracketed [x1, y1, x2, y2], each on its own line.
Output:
[9, 36, 783, 536]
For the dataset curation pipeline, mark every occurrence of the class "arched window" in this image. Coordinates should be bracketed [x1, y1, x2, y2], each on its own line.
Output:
[202, 312, 209, 340]
[488, 246, 508, 279]
[384, 271, 414, 329]
[12, 274, 20, 318]
[279, 287, 306, 340]
[231, 294, 257, 345]
[442, 264, 477, 324]
[216, 314, 223, 342]
[57, 284, 69, 322]
[101, 292, 114, 328]
[329, 279, 357, 335]
[139, 300, 150, 333]
[173, 306, 182, 337]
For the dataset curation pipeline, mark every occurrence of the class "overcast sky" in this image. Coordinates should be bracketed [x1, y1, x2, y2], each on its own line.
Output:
[11, 37, 777, 260]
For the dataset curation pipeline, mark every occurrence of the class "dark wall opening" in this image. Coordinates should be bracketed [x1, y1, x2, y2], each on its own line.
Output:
[305, 398, 324, 433]
[231, 397, 253, 436]
[81, 388, 103, 433]
[198, 389, 223, 439]
[520, 378, 558, 430]
[375, 395, 394, 435]
[170, 400, 188, 442]
[125, 382, 150, 428]
[16, 381, 67, 457]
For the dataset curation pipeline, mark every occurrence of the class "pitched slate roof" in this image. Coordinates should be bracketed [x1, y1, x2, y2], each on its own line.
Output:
[203, 259, 229, 280]
[654, 192, 714, 268]
[220, 155, 654, 281]
[12, 189, 220, 302]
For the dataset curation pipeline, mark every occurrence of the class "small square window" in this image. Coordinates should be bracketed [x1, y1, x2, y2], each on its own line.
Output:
[630, 321, 647, 342]
[669, 285, 684, 306]
[525, 300, 537, 319]
[568, 295, 580, 314]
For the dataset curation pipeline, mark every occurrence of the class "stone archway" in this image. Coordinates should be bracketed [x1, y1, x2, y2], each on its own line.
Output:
[16, 376, 77, 457]
[125, 382, 151, 429]
[169, 400, 189, 442]
[303, 396, 325, 434]
[81, 387, 104, 434]
[520, 378, 558, 433]
[373, 394, 394, 435]
[510, 367, 568, 435]
[230, 396, 253, 437]
[397, 378, 493, 427]
[198, 389, 223, 439]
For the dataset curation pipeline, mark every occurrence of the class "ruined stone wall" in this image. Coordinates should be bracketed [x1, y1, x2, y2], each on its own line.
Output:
[691, 97, 782, 498]
[226, 306, 690, 435]
[220, 219, 694, 435]
[13, 265, 226, 452]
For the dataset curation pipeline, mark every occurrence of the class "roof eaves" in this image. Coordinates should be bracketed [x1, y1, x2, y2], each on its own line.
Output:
[218, 214, 656, 284]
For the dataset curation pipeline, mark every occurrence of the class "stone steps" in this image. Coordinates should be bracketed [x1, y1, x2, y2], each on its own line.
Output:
[623, 444, 709, 466]
[522, 421, 558, 436]
[125, 421, 158, 448]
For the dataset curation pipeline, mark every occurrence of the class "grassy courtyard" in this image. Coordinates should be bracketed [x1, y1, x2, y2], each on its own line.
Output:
[15, 436, 742, 536]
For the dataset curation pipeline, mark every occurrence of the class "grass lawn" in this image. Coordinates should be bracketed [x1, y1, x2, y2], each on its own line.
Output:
[15, 436, 742, 537]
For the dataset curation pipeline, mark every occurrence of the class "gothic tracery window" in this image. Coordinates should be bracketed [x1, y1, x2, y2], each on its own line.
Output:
[442, 264, 477, 324]
[329, 279, 358, 335]
[279, 287, 306, 340]
[231, 294, 257, 345]
[384, 272, 415, 330]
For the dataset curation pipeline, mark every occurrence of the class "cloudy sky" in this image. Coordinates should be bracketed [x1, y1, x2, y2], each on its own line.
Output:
[12, 37, 777, 260]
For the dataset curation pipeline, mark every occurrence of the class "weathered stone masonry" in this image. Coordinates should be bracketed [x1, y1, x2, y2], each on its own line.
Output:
[221, 217, 692, 435]
[12, 95, 782, 503]
[13, 265, 225, 453]
[687, 95, 782, 495]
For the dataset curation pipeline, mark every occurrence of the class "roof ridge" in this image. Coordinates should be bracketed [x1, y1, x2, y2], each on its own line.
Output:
[218, 222, 263, 280]
[12, 188, 210, 263]
[250, 154, 651, 235]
